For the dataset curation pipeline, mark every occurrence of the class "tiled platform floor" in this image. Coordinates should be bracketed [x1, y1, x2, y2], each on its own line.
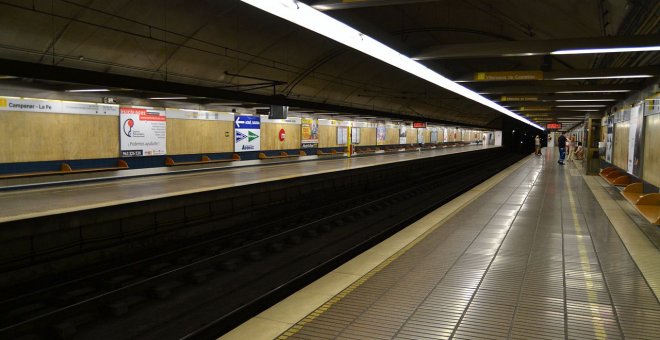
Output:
[277, 151, 660, 339]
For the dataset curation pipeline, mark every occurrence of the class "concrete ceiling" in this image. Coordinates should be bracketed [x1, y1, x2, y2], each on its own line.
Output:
[0, 0, 657, 129]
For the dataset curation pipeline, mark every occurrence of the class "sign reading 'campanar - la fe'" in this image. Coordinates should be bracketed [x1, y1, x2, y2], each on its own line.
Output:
[234, 115, 260, 152]
[120, 107, 166, 157]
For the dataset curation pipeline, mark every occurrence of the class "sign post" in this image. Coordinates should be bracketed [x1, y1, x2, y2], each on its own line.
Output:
[234, 115, 261, 152]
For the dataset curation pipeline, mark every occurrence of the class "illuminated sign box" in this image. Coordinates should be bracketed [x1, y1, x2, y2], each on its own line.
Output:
[412, 122, 426, 128]
[546, 123, 562, 130]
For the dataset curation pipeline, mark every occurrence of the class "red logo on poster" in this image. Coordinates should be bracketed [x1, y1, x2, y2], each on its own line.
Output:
[279, 128, 286, 141]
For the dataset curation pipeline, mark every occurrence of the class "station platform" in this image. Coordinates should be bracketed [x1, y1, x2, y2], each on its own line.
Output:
[223, 148, 660, 340]
[0, 145, 493, 223]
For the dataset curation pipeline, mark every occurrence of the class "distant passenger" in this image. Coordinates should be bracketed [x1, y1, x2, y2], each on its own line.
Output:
[567, 134, 577, 161]
[557, 132, 567, 165]
[534, 135, 541, 156]
[574, 142, 584, 160]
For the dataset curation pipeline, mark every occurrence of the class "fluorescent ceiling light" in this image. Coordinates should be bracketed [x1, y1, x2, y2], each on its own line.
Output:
[241, 0, 543, 130]
[555, 99, 617, 102]
[555, 90, 631, 93]
[551, 46, 660, 55]
[555, 105, 607, 107]
[208, 102, 244, 106]
[148, 97, 188, 100]
[65, 89, 110, 92]
[553, 75, 653, 81]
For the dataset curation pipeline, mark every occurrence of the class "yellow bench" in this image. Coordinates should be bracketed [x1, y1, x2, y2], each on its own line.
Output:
[0, 160, 129, 179]
[165, 154, 240, 166]
[258, 151, 306, 159]
[621, 183, 660, 225]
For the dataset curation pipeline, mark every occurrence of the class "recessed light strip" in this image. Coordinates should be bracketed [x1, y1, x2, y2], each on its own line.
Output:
[65, 89, 110, 92]
[551, 46, 660, 55]
[240, 0, 543, 130]
[553, 75, 653, 81]
[555, 99, 617, 102]
[555, 90, 631, 93]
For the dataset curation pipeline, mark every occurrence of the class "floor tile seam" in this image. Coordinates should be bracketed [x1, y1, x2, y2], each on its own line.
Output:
[506, 161, 547, 339]
[563, 167, 620, 338]
[276, 155, 536, 339]
[442, 164, 538, 340]
[584, 175, 660, 300]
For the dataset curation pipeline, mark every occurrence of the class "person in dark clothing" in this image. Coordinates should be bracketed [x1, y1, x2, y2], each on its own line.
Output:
[557, 132, 567, 165]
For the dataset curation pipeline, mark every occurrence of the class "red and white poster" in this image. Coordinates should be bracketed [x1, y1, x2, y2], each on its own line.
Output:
[120, 107, 166, 157]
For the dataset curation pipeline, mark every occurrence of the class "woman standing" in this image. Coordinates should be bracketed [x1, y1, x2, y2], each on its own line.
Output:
[567, 134, 577, 161]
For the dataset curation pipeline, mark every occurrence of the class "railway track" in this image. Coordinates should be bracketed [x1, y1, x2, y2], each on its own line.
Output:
[0, 149, 523, 339]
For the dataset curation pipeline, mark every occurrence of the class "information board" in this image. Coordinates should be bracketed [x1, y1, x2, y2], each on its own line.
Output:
[399, 126, 407, 144]
[119, 107, 166, 157]
[234, 115, 261, 152]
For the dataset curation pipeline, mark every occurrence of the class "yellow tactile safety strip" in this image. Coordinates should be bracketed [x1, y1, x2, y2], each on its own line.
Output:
[564, 175, 607, 339]
[275, 156, 533, 339]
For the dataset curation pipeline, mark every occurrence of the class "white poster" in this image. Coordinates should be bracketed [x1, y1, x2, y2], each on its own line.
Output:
[120, 107, 166, 157]
[627, 107, 638, 173]
[351, 127, 360, 144]
[337, 126, 348, 145]
[628, 106, 643, 175]
[443, 128, 448, 142]
[399, 126, 407, 144]
[605, 116, 613, 163]
[417, 129, 424, 144]
[234, 115, 261, 152]
[494, 131, 502, 146]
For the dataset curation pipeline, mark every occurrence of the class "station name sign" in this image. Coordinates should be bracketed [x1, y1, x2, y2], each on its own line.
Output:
[474, 71, 543, 81]
[546, 123, 562, 130]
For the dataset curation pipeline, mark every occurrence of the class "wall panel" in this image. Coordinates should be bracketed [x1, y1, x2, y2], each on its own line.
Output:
[386, 128, 399, 145]
[643, 114, 660, 187]
[406, 128, 416, 144]
[319, 125, 339, 148]
[0, 111, 118, 163]
[613, 122, 629, 170]
[360, 127, 376, 145]
[166, 119, 233, 155]
[261, 122, 301, 150]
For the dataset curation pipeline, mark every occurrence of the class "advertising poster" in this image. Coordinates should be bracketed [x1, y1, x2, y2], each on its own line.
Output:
[337, 126, 348, 145]
[351, 127, 361, 144]
[605, 115, 613, 163]
[417, 128, 424, 144]
[399, 126, 407, 144]
[628, 105, 643, 175]
[120, 107, 166, 157]
[376, 125, 386, 144]
[430, 129, 438, 144]
[443, 128, 449, 142]
[234, 115, 261, 152]
[301, 118, 319, 149]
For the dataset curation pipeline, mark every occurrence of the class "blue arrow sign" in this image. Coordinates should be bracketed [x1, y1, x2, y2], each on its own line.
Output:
[235, 115, 260, 129]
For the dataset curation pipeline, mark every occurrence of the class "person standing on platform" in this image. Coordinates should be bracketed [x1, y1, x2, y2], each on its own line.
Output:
[557, 132, 567, 165]
[534, 135, 541, 156]
[567, 134, 577, 161]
